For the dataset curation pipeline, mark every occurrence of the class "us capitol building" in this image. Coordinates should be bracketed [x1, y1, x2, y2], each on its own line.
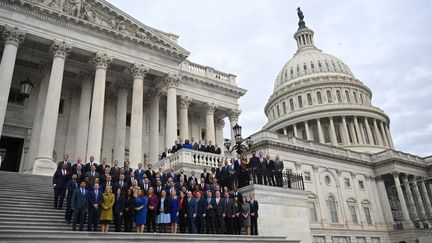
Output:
[0, 1, 431, 243]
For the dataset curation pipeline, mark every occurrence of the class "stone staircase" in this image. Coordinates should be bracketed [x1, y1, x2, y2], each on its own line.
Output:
[0, 170, 297, 242]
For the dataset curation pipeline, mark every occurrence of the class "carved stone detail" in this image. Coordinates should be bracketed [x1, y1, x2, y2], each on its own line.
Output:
[2, 25, 25, 46]
[79, 71, 94, 85]
[215, 118, 225, 129]
[130, 63, 149, 79]
[92, 52, 112, 69]
[228, 109, 241, 122]
[50, 39, 72, 58]
[146, 87, 161, 102]
[204, 103, 217, 116]
[253, 193, 308, 207]
[38, 60, 52, 75]
[164, 73, 181, 88]
[178, 96, 192, 109]
[113, 79, 131, 91]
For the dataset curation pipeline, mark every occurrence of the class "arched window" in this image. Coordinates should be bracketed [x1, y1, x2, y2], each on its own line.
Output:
[312, 125, 319, 143]
[336, 90, 342, 103]
[282, 102, 287, 114]
[277, 105, 280, 117]
[317, 91, 322, 104]
[318, 61, 322, 68]
[290, 99, 294, 111]
[323, 124, 330, 143]
[335, 124, 342, 144]
[328, 195, 339, 223]
[345, 90, 351, 103]
[298, 96, 303, 108]
[326, 90, 333, 103]
[272, 109, 275, 119]
[307, 93, 312, 106]
[360, 93, 364, 104]
[353, 92, 358, 103]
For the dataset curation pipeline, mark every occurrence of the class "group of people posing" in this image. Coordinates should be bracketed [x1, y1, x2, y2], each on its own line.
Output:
[52, 153, 265, 235]
[161, 139, 223, 158]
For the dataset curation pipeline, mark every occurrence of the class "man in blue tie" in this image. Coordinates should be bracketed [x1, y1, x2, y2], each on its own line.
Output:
[71, 180, 88, 231]
[87, 183, 102, 231]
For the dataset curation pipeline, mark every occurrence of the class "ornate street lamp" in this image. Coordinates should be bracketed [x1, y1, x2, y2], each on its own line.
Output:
[20, 41, 35, 98]
[224, 123, 253, 155]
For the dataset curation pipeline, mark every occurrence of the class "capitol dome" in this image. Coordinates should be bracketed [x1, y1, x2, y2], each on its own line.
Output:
[264, 8, 395, 153]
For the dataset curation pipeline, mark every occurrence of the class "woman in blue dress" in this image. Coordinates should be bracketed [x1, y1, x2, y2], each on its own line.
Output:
[134, 188, 148, 233]
[157, 190, 171, 233]
[169, 189, 180, 233]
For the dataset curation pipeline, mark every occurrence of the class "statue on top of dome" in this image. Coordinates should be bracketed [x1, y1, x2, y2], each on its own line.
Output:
[297, 7, 306, 29]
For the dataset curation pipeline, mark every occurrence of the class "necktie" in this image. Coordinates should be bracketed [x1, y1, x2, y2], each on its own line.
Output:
[92, 172, 94, 177]
[62, 170, 65, 176]
[120, 181, 123, 187]
[95, 191, 98, 200]
[81, 188, 84, 195]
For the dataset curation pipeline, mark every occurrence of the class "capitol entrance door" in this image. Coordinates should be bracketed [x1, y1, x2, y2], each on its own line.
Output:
[0, 136, 24, 172]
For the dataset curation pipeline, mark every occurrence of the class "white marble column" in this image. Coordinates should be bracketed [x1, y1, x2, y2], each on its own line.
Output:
[379, 121, 389, 147]
[403, 176, 419, 224]
[364, 117, 374, 145]
[129, 63, 148, 168]
[148, 88, 161, 163]
[293, 123, 298, 138]
[419, 179, 432, 219]
[316, 119, 325, 143]
[179, 95, 192, 141]
[113, 82, 129, 164]
[204, 103, 217, 143]
[412, 178, 428, 225]
[329, 117, 337, 145]
[215, 118, 225, 147]
[385, 124, 395, 148]
[33, 40, 71, 175]
[375, 176, 395, 226]
[341, 116, 350, 145]
[86, 52, 112, 162]
[354, 116, 364, 144]
[304, 121, 311, 141]
[228, 109, 241, 143]
[24, 62, 50, 173]
[372, 119, 383, 146]
[0, 25, 25, 137]
[349, 120, 358, 144]
[283, 127, 288, 136]
[164, 74, 180, 148]
[74, 72, 93, 162]
[393, 172, 414, 228]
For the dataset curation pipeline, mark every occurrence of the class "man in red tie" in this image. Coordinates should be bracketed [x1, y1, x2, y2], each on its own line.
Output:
[52, 163, 70, 209]
[57, 154, 71, 171]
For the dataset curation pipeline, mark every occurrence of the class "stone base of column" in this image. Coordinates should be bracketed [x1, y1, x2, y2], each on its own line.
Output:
[33, 157, 56, 176]
[402, 220, 414, 230]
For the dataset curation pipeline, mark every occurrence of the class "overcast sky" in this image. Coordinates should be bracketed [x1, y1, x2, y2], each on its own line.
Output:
[108, 0, 432, 157]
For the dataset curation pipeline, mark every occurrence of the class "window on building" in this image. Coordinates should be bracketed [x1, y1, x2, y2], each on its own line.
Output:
[282, 102, 287, 114]
[201, 129, 206, 140]
[356, 237, 366, 243]
[345, 90, 351, 103]
[298, 96, 303, 108]
[126, 112, 131, 127]
[359, 180, 365, 190]
[301, 128, 307, 140]
[349, 205, 358, 224]
[290, 99, 294, 111]
[353, 91, 358, 103]
[308, 202, 318, 222]
[371, 237, 380, 243]
[344, 178, 351, 188]
[323, 124, 331, 143]
[364, 207, 372, 225]
[312, 125, 319, 143]
[8, 87, 25, 106]
[317, 91, 322, 104]
[277, 105, 280, 117]
[325, 175, 331, 185]
[335, 124, 342, 144]
[272, 109, 275, 119]
[328, 195, 338, 223]
[360, 93, 364, 104]
[336, 90, 342, 103]
[304, 171, 311, 181]
[326, 90, 332, 103]
[58, 99, 65, 115]
[307, 93, 312, 105]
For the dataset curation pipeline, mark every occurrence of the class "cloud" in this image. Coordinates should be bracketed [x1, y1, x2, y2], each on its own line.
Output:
[108, 0, 432, 156]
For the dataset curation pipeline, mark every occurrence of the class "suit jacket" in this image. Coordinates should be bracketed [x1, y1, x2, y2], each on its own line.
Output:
[110, 166, 121, 183]
[97, 164, 110, 175]
[274, 160, 284, 172]
[200, 172, 210, 184]
[192, 142, 199, 150]
[214, 147, 222, 154]
[124, 195, 135, 215]
[123, 166, 133, 176]
[206, 145, 215, 153]
[85, 171, 100, 183]
[134, 169, 145, 181]
[258, 157, 268, 173]
[188, 176, 198, 185]
[114, 180, 129, 194]
[157, 197, 171, 215]
[145, 169, 156, 180]
[196, 198, 208, 217]
[205, 197, 216, 217]
[223, 197, 235, 217]
[70, 163, 84, 175]
[249, 200, 259, 218]
[214, 197, 225, 216]
[234, 159, 242, 174]
[186, 198, 197, 217]
[66, 180, 78, 198]
[113, 195, 125, 214]
[249, 156, 260, 170]
[179, 198, 188, 216]
[53, 169, 70, 189]
[88, 190, 103, 210]
[267, 160, 275, 174]
[71, 187, 88, 209]
[84, 162, 97, 174]
[198, 144, 206, 152]
[57, 160, 71, 171]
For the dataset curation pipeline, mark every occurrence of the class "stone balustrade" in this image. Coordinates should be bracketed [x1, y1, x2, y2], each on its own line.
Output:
[153, 149, 227, 172]
[180, 60, 236, 85]
[372, 149, 426, 165]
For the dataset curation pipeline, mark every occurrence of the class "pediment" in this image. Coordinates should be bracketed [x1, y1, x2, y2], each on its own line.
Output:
[21, 0, 190, 60]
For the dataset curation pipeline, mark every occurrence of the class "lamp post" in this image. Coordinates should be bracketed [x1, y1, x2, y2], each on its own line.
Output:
[223, 123, 253, 155]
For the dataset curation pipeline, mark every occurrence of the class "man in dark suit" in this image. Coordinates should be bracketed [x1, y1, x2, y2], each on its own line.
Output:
[249, 150, 260, 184]
[198, 140, 206, 152]
[188, 170, 198, 185]
[65, 174, 78, 223]
[100, 166, 111, 186]
[266, 154, 275, 186]
[196, 191, 207, 234]
[134, 163, 145, 182]
[206, 140, 215, 153]
[274, 155, 284, 187]
[85, 164, 99, 184]
[214, 144, 222, 154]
[71, 158, 84, 180]
[223, 191, 235, 234]
[154, 180, 164, 197]
[214, 191, 226, 234]
[192, 140, 199, 150]
[145, 163, 156, 181]
[71, 180, 88, 231]
[87, 183, 102, 231]
[230, 187, 242, 199]
[126, 171, 136, 187]
[110, 160, 121, 183]
[166, 168, 176, 182]
[186, 191, 197, 233]
[257, 151, 268, 185]
[205, 191, 216, 234]
[84, 155, 97, 174]
[97, 157, 110, 175]
[140, 177, 152, 195]
[57, 154, 71, 171]
[52, 163, 70, 209]
[249, 194, 259, 235]
[198, 177, 207, 192]
[114, 174, 128, 195]
[201, 167, 210, 185]
[123, 160, 133, 176]
[233, 154, 242, 188]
